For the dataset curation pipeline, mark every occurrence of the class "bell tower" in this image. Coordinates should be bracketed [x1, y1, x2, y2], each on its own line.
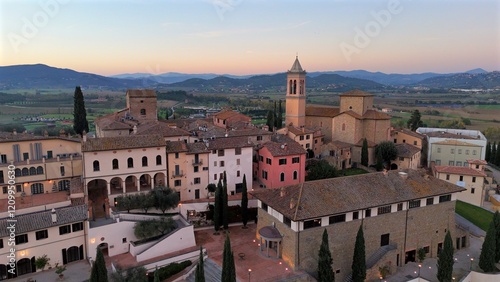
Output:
[285, 56, 306, 127]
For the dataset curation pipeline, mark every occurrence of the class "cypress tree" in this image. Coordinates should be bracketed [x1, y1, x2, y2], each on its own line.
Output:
[266, 111, 274, 132]
[361, 138, 369, 166]
[223, 171, 229, 230]
[195, 247, 205, 282]
[73, 86, 89, 136]
[241, 174, 249, 228]
[495, 143, 500, 166]
[375, 149, 384, 171]
[154, 266, 160, 282]
[437, 230, 454, 282]
[90, 247, 108, 282]
[479, 220, 497, 272]
[277, 100, 283, 129]
[214, 179, 222, 233]
[221, 233, 236, 282]
[352, 225, 366, 282]
[493, 211, 500, 263]
[165, 108, 169, 120]
[318, 229, 334, 282]
[273, 100, 278, 128]
[492, 142, 497, 165]
[228, 251, 236, 282]
[485, 142, 491, 162]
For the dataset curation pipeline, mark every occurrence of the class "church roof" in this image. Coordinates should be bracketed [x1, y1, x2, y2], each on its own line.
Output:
[126, 89, 156, 98]
[396, 143, 421, 158]
[305, 106, 340, 117]
[339, 89, 374, 97]
[288, 56, 305, 73]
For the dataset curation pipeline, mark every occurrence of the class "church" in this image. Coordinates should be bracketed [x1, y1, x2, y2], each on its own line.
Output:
[281, 57, 391, 165]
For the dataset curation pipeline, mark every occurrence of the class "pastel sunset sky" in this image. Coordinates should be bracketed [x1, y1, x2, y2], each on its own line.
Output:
[1, 0, 499, 76]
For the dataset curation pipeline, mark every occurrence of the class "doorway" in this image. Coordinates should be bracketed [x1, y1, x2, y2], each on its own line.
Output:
[405, 250, 416, 264]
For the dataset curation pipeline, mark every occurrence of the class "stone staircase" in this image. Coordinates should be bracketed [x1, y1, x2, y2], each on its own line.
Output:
[186, 258, 228, 282]
[343, 244, 397, 282]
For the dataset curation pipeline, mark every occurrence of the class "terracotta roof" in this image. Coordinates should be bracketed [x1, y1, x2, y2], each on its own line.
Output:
[434, 166, 487, 177]
[251, 169, 465, 221]
[82, 135, 165, 151]
[135, 121, 191, 137]
[186, 142, 210, 154]
[206, 136, 253, 150]
[354, 138, 376, 147]
[94, 109, 135, 131]
[287, 126, 315, 136]
[362, 109, 391, 120]
[391, 128, 425, 139]
[126, 89, 156, 98]
[466, 159, 488, 165]
[260, 136, 305, 157]
[339, 89, 374, 97]
[305, 106, 340, 117]
[166, 141, 188, 153]
[425, 131, 477, 140]
[259, 226, 283, 239]
[341, 110, 363, 120]
[329, 140, 352, 149]
[213, 110, 250, 121]
[432, 140, 482, 147]
[0, 205, 88, 237]
[396, 143, 421, 158]
[0, 132, 81, 143]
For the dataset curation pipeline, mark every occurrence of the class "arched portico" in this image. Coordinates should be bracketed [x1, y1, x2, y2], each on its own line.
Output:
[87, 179, 108, 219]
[154, 172, 166, 187]
[110, 177, 123, 194]
[258, 226, 283, 258]
[140, 174, 152, 191]
[125, 176, 137, 193]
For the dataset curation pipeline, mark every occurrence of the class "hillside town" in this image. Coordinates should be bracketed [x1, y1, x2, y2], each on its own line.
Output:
[0, 57, 499, 282]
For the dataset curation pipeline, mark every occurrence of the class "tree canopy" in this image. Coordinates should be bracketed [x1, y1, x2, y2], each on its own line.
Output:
[375, 141, 398, 169]
[407, 109, 423, 131]
[306, 160, 338, 181]
[318, 229, 334, 282]
[351, 225, 366, 282]
[73, 86, 89, 136]
[437, 231, 454, 281]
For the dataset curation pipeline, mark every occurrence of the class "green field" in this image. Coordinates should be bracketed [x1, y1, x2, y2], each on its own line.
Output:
[455, 200, 493, 231]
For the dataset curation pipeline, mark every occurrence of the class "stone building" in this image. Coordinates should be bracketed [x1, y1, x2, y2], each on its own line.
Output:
[393, 143, 421, 170]
[252, 170, 465, 282]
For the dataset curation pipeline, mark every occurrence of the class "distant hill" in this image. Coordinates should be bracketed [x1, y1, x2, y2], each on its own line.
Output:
[167, 72, 386, 92]
[413, 72, 500, 89]
[110, 72, 253, 84]
[0, 64, 155, 90]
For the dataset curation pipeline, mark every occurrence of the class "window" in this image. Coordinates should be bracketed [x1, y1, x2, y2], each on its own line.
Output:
[235, 148, 242, 155]
[377, 205, 392, 215]
[279, 159, 287, 165]
[472, 177, 476, 183]
[29, 167, 36, 175]
[437, 148, 441, 153]
[458, 149, 462, 154]
[380, 234, 390, 246]
[475, 164, 479, 169]
[174, 180, 181, 187]
[156, 155, 162, 165]
[58, 180, 70, 191]
[0, 239, 3, 249]
[426, 198, 434, 205]
[365, 209, 371, 218]
[409, 199, 421, 209]
[299, 136, 304, 141]
[403, 139, 406, 143]
[36, 166, 43, 174]
[439, 194, 451, 203]
[16, 185, 22, 192]
[175, 152, 179, 159]
[446, 174, 450, 180]
[471, 187, 475, 194]
[280, 173, 285, 182]
[15, 234, 28, 245]
[140, 109, 146, 115]
[262, 170, 268, 180]
[329, 214, 346, 224]
[435, 160, 441, 165]
[72, 222, 84, 232]
[466, 150, 469, 155]
[59, 225, 71, 235]
[122, 238, 127, 243]
[1, 187, 6, 194]
[194, 166, 199, 173]
[257, 136, 263, 141]
[473, 150, 477, 155]
[112, 159, 119, 169]
[36, 230, 48, 240]
[218, 150, 224, 157]
[194, 177, 201, 184]
[342, 123, 346, 131]
[142, 156, 148, 167]
[304, 219, 322, 229]
[423, 246, 430, 253]
[283, 217, 291, 227]
[214, 161, 217, 167]
[259, 155, 263, 162]
[31, 183, 44, 194]
[292, 157, 300, 164]
[127, 158, 133, 168]
[220, 161, 225, 167]
[237, 159, 240, 165]
[261, 202, 268, 212]
[293, 171, 298, 180]
[266, 158, 272, 165]
[203, 167, 208, 171]
[237, 171, 240, 177]
[456, 161, 462, 166]
[353, 211, 359, 220]
[212, 150, 216, 154]
[23, 152, 29, 160]
[450, 149, 455, 154]
[459, 175, 464, 181]
[214, 174, 217, 180]
[306, 143, 310, 148]
[413, 141, 418, 146]
[397, 203, 403, 211]
[93, 160, 100, 171]
[306, 135, 310, 140]
[449, 161, 454, 166]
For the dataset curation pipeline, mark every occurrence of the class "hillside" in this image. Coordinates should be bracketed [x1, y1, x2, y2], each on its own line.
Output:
[0, 64, 154, 90]
[414, 72, 500, 89]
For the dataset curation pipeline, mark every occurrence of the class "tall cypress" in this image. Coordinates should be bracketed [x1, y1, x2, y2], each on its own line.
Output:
[494, 211, 500, 263]
[214, 179, 222, 233]
[495, 143, 500, 166]
[273, 100, 278, 128]
[361, 138, 369, 166]
[90, 247, 108, 282]
[485, 142, 491, 162]
[352, 225, 366, 282]
[318, 229, 334, 282]
[223, 171, 229, 230]
[266, 111, 274, 132]
[492, 142, 497, 165]
[241, 174, 249, 228]
[437, 230, 454, 281]
[277, 100, 283, 129]
[73, 86, 89, 136]
[195, 247, 205, 282]
[479, 220, 497, 272]
[221, 233, 236, 282]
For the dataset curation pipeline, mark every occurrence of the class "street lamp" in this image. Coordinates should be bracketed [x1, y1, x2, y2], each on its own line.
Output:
[248, 268, 251, 282]
[470, 258, 474, 270]
[418, 264, 421, 277]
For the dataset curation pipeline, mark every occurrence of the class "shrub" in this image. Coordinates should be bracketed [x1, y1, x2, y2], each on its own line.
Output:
[149, 260, 192, 281]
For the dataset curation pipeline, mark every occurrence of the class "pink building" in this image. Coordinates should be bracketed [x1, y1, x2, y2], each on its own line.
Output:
[257, 135, 306, 189]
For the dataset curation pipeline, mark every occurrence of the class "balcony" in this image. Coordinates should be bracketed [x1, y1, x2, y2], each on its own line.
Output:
[171, 170, 184, 178]
[192, 159, 203, 166]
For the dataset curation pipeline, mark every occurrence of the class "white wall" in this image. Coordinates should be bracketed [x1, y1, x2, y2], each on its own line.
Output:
[86, 220, 138, 260]
[136, 225, 196, 262]
[208, 147, 252, 195]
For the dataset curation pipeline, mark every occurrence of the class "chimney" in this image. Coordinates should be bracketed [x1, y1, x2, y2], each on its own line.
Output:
[398, 171, 408, 180]
[280, 187, 286, 197]
[51, 208, 57, 223]
[133, 125, 137, 134]
[82, 130, 87, 142]
[289, 198, 296, 209]
[13, 129, 17, 135]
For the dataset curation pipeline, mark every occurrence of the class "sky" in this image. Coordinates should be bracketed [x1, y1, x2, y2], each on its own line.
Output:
[1, 0, 499, 76]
